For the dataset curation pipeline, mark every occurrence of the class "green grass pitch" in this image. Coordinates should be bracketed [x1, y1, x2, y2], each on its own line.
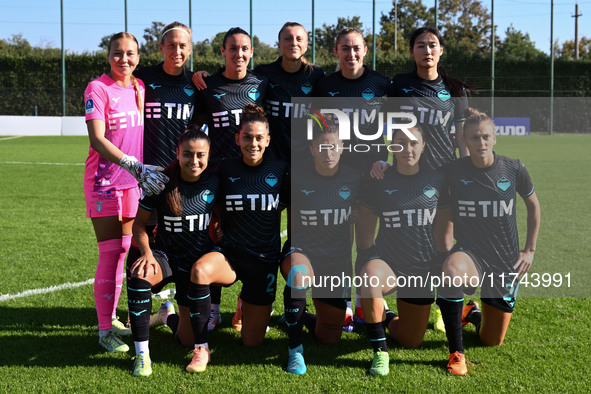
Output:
[0, 135, 589, 392]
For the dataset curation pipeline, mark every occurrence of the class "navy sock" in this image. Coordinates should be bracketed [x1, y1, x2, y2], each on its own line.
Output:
[284, 285, 307, 349]
[127, 277, 152, 342]
[436, 297, 465, 354]
[366, 322, 388, 352]
[165, 313, 179, 336]
[210, 285, 222, 305]
[302, 311, 317, 333]
[188, 282, 210, 345]
[383, 309, 398, 329]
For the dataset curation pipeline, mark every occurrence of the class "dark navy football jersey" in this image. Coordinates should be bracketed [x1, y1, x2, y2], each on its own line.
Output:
[134, 64, 196, 168]
[255, 58, 325, 162]
[139, 168, 221, 271]
[361, 167, 448, 275]
[291, 164, 363, 258]
[314, 67, 391, 171]
[387, 71, 468, 169]
[442, 154, 534, 272]
[217, 157, 289, 263]
[193, 70, 268, 166]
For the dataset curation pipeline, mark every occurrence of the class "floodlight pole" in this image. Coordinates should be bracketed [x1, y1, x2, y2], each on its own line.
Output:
[124, 0, 128, 31]
[550, 0, 554, 135]
[61, 0, 66, 116]
[312, 0, 316, 63]
[434, 0, 438, 29]
[189, 0, 193, 71]
[372, 0, 376, 69]
[250, 0, 254, 69]
[490, 0, 495, 117]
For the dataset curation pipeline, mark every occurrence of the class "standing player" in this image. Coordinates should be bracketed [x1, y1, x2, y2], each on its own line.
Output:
[385, 26, 470, 170]
[127, 127, 220, 377]
[126, 21, 197, 331]
[84, 32, 166, 352]
[357, 126, 448, 376]
[282, 123, 363, 374]
[190, 28, 268, 330]
[314, 27, 391, 329]
[436, 108, 540, 375]
[193, 22, 325, 163]
[184, 104, 289, 373]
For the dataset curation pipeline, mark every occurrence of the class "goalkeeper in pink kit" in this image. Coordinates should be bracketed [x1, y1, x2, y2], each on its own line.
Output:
[83, 32, 168, 352]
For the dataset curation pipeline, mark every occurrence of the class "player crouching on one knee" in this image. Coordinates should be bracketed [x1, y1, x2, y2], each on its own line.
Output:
[435, 107, 540, 375]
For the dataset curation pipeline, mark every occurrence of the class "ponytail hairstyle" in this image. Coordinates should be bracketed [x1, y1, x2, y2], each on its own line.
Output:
[278, 22, 313, 72]
[165, 125, 211, 216]
[409, 26, 472, 97]
[108, 32, 143, 113]
[160, 21, 192, 44]
[239, 103, 269, 134]
[463, 107, 495, 132]
[222, 27, 251, 48]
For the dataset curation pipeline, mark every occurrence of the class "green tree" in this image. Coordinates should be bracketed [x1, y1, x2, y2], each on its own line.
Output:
[557, 37, 591, 60]
[379, 0, 431, 56]
[0, 34, 33, 56]
[314, 16, 365, 61]
[140, 21, 165, 55]
[496, 26, 546, 61]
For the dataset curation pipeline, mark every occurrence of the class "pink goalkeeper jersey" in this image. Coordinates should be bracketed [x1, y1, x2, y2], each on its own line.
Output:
[84, 74, 145, 192]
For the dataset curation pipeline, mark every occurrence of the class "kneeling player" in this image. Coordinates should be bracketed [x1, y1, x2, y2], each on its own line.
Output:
[187, 104, 289, 372]
[436, 107, 540, 375]
[282, 124, 363, 374]
[357, 126, 449, 376]
[128, 127, 220, 376]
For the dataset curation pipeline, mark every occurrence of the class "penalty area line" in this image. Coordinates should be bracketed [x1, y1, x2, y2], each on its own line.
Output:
[0, 278, 94, 302]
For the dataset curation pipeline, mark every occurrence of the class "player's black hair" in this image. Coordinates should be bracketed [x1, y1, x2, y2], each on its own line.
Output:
[239, 103, 269, 134]
[409, 26, 472, 97]
[223, 27, 251, 48]
[165, 125, 211, 216]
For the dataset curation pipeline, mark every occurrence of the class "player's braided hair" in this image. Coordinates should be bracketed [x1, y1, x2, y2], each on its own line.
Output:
[409, 27, 472, 97]
[165, 126, 211, 216]
[108, 32, 143, 113]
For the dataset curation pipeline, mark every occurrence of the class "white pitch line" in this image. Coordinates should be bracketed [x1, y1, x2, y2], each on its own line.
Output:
[280, 229, 288, 238]
[0, 136, 24, 141]
[0, 278, 94, 302]
[0, 161, 84, 166]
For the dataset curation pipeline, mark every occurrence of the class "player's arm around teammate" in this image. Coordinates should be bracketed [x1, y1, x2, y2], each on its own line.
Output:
[357, 126, 448, 376]
[436, 108, 540, 375]
[127, 127, 218, 376]
[187, 104, 288, 372]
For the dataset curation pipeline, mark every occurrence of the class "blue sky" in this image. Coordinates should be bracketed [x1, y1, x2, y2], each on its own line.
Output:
[0, 0, 588, 55]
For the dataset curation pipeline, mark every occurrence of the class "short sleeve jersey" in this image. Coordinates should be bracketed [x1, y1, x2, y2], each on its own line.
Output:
[217, 158, 290, 263]
[387, 71, 468, 169]
[314, 67, 391, 170]
[254, 58, 325, 162]
[84, 73, 144, 192]
[193, 70, 268, 166]
[139, 169, 221, 271]
[441, 154, 534, 272]
[291, 164, 363, 258]
[361, 167, 448, 275]
[134, 64, 196, 168]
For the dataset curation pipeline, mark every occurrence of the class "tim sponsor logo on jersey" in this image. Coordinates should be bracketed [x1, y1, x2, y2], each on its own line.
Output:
[211, 109, 245, 128]
[145, 102, 193, 120]
[163, 214, 211, 232]
[382, 208, 436, 228]
[226, 194, 280, 211]
[299, 207, 351, 226]
[107, 110, 143, 130]
[458, 199, 514, 218]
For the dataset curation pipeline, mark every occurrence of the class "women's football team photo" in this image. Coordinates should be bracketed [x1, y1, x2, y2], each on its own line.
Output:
[83, 20, 540, 378]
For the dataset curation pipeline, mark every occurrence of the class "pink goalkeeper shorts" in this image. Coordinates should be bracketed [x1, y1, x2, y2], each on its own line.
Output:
[85, 187, 140, 218]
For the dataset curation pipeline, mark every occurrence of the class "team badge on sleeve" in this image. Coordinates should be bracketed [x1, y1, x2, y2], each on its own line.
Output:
[85, 99, 95, 114]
